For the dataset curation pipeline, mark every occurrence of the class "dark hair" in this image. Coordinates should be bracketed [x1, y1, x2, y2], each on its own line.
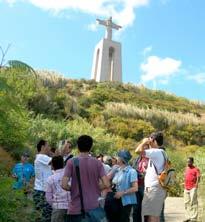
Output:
[77, 135, 93, 152]
[150, 132, 163, 146]
[50, 147, 56, 153]
[188, 157, 194, 163]
[22, 152, 30, 157]
[97, 153, 104, 159]
[51, 156, 64, 170]
[37, 139, 47, 152]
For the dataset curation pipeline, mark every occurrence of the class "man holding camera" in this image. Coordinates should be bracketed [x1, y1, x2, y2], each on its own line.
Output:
[135, 132, 166, 222]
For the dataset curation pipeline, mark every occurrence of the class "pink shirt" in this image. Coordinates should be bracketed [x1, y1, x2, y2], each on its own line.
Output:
[137, 156, 149, 187]
[46, 169, 70, 210]
[64, 154, 105, 215]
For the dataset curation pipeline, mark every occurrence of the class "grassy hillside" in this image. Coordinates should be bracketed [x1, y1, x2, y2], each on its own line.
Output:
[1, 67, 205, 157]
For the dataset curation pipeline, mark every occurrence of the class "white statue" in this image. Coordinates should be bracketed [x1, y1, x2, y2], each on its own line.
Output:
[96, 17, 122, 40]
[91, 17, 122, 82]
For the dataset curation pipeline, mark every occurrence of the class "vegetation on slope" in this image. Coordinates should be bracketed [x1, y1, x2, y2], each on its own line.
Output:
[1, 64, 205, 209]
[1, 67, 205, 155]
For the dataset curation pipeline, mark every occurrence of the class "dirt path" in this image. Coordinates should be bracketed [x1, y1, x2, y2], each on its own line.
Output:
[165, 197, 185, 222]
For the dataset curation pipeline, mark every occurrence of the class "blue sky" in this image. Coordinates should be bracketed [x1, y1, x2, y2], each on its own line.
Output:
[0, 0, 205, 102]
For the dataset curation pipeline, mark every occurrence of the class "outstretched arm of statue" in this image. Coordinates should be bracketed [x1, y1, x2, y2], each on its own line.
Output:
[112, 23, 122, 30]
[96, 19, 107, 26]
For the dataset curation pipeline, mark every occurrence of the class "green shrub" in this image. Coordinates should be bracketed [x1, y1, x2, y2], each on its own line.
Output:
[28, 116, 119, 155]
[106, 117, 154, 140]
[28, 115, 68, 148]
[0, 176, 35, 222]
[167, 149, 186, 196]
[0, 147, 15, 176]
[66, 118, 118, 155]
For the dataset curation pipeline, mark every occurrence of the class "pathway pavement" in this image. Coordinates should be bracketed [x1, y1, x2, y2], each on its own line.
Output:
[165, 197, 185, 222]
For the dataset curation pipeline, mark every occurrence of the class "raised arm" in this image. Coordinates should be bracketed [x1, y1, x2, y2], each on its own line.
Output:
[135, 138, 150, 154]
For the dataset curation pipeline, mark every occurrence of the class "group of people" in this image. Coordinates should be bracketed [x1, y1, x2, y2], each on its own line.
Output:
[11, 132, 201, 222]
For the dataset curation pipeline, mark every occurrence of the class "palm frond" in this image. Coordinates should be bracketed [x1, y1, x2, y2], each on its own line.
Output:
[8, 60, 36, 76]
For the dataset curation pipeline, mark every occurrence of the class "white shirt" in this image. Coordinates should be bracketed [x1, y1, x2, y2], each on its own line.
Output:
[34, 154, 52, 191]
[144, 149, 165, 187]
[103, 163, 111, 175]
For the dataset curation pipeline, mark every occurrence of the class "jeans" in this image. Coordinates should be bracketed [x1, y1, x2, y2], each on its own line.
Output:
[33, 190, 52, 222]
[67, 207, 107, 222]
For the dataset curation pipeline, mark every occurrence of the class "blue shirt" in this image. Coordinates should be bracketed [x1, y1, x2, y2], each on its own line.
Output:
[12, 162, 35, 189]
[112, 165, 138, 206]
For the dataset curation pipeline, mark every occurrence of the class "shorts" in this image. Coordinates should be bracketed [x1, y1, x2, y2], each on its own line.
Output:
[142, 185, 166, 217]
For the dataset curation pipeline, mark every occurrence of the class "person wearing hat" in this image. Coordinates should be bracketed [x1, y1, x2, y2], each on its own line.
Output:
[107, 149, 138, 222]
[12, 151, 34, 195]
[135, 132, 167, 222]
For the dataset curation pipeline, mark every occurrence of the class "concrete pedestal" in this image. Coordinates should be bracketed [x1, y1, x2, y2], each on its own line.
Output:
[91, 38, 122, 82]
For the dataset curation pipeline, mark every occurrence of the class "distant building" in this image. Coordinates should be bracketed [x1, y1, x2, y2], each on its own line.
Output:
[91, 17, 122, 82]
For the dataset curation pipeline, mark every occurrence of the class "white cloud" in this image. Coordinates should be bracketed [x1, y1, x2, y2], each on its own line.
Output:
[187, 73, 205, 84]
[4, 0, 150, 28]
[87, 23, 98, 32]
[158, 79, 169, 85]
[4, 0, 15, 5]
[142, 45, 152, 56]
[140, 56, 182, 82]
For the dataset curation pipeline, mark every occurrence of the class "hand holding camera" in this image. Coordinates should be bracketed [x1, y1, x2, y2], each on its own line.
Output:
[142, 138, 151, 145]
[142, 137, 155, 149]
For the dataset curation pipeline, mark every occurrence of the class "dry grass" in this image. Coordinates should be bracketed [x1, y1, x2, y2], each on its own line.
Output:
[36, 70, 68, 88]
[104, 102, 202, 127]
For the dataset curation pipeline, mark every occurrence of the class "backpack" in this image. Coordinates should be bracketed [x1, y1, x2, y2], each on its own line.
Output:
[152, 151, 176, 190]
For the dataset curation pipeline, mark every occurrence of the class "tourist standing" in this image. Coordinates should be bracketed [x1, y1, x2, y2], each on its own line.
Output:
[135, 132, 166, 222]
[108, 150, 138, 222]
[12, 152, 34, 195]
[57, 140, 73, 166]
[183, 157, 200, 222]
[33, 139, 52, 222]
[132, 148, 149, 222]
[46, 155, 70, 222]
[62, 135, 110, 222]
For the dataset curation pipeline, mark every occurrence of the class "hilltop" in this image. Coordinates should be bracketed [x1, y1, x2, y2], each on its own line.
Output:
[1, 66, 205, 157]
[35, 70, 205, 116]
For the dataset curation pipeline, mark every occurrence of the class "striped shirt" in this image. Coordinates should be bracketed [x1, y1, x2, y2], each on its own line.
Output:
[46, 168, 70, 210]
